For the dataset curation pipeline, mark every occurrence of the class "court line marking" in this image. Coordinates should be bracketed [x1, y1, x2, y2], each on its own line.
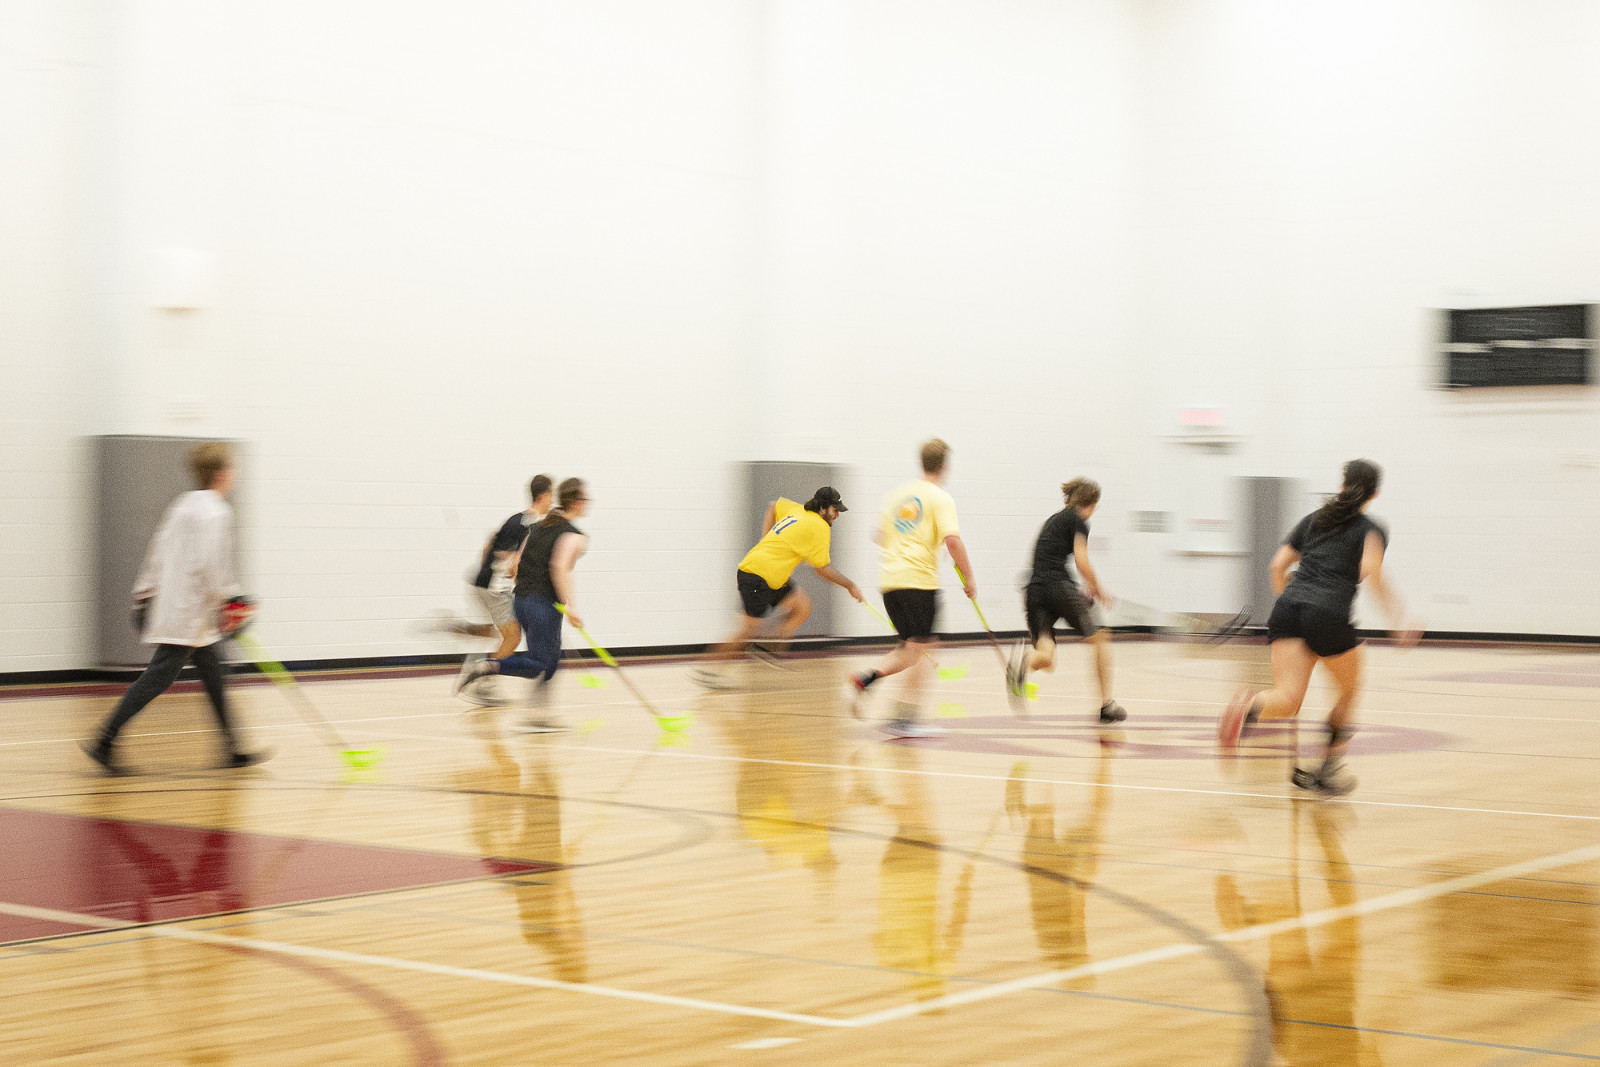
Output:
[840, 840, 1600, 1027]
[369, 729, 1600, 825]
[0, 900, 854, 1029]
[7, 801, 1598, 1035]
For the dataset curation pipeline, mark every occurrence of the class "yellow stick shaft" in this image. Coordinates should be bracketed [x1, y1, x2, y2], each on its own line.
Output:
[556, 605, 662, 718]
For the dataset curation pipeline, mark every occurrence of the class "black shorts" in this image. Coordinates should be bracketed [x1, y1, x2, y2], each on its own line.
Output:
[737, 569, 794, 619]
[882, 588, 939, 641]
[1025, 581, 1100, 643]
[1266, 597, 1361, 658]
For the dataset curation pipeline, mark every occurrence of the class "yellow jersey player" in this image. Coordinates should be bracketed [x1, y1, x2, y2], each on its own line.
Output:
[693, 487, 863, 689]
[852, 439, 976, 736]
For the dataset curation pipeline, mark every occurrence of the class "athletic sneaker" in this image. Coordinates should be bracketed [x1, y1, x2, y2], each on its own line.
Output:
[747, 644, 793, 672]
[518, 718, 568, 734]
[455, 653, 489, 700]
[1218, 688, 1251, 747]
[1001, 643, 1027, 715]
[1097, 701, 1127, 725]
[471, 676, 510, 708]
[847, 671, 878, 720]
[1005, 641, 1027, 697]
[1293, 761, 1356, 797]
[224, 749, 274, 769]
[80, 740, 131, 776]
[885, 718, 946, 739]
[691, 667, 738, 691]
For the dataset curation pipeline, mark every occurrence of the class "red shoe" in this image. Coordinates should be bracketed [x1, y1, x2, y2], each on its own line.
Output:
[1218, 689, 1251, 748]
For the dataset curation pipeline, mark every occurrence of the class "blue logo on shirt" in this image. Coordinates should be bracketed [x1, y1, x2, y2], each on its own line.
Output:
[892, 497, 924, 534]
[772, 516, 799, 536]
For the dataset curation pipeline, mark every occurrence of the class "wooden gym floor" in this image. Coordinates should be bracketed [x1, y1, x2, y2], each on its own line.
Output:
[4, 638, 1600, 1065]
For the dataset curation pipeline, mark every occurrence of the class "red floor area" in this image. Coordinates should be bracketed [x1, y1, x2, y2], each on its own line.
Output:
[0, 808, 551, 944]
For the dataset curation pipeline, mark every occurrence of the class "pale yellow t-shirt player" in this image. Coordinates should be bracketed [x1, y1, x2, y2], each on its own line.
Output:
[877, 480, 960, 591]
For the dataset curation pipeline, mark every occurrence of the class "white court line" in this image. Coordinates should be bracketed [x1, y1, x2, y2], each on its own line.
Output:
[12, 842, 1600, 1032]
[0, 900, 853, 1029]
[7, 796, 1600, 1031]
[371, 729, 1600, 825]
[842, 840, 1600, 1027]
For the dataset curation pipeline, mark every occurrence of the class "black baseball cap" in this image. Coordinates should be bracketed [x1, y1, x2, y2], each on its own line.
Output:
[809, 486, 848, 512]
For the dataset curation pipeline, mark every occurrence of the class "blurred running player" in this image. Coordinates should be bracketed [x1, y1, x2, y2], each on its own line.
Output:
[82, 442, 270, 774]
[851, 439, 975, 738]
[1218, 459, 1421, 796]
[1006, 478, 1125, 723]
[693, 487, 863, 689]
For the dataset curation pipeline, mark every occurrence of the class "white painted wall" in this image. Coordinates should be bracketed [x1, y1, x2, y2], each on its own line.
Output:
[0, 2, 107, 672]
[1139, 0, 1600, 635]
[5, 0, 1600, 672]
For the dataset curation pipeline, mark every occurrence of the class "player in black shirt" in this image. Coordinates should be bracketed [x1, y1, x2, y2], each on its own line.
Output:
[1006, 478, 1126, 724]
[1218, 460, 1420, 795]
[432, 475, 553, 705]
[458, 478, 590, 732]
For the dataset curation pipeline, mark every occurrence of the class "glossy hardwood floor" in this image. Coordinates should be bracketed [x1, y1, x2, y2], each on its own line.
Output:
[4, 637, 1600, 1064]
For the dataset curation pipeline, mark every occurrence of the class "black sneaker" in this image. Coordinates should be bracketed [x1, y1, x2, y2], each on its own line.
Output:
[1291, 761, 1355, 797]
[224, 749, 274, 769]
[1097, 701, 1127, 725]
[80, 740, 131, 776]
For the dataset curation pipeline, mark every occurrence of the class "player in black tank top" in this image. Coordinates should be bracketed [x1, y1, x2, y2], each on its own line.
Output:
[456, 478, 592, 732]
[1218, 460, 1421, 796]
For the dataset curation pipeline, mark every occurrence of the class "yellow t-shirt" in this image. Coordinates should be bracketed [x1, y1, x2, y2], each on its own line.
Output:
[878, 479, 959, 591]
[738, 498, 832, 589]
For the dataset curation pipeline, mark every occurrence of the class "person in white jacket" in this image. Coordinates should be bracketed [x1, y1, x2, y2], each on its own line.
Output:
[83, 442, 270, 775]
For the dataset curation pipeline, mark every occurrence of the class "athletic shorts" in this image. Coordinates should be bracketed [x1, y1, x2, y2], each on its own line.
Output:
[882, 588, 939, 641]
[1025, 581, 1100, 643]
[472, 583, 515, 628]
[1266, 597, 1361, 658]
[737, 569, 794, 619]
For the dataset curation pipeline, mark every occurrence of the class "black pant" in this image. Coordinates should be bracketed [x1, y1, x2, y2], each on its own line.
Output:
[97, 642, 239, 753]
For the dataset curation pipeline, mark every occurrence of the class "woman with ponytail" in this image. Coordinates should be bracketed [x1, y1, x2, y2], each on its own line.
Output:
[457, 477, 591, 731]
[1218, 459, 1420, 795]
[1007, 477, 1126, 724]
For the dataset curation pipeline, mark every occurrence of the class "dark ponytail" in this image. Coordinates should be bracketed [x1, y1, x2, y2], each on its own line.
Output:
[1061, 477, 1101, 510]
[1314, 459, 1381, 529]
[539, 477, 586, 527]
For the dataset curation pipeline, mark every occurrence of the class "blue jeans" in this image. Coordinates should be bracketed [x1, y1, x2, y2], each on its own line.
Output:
[496, 596, 563, 681]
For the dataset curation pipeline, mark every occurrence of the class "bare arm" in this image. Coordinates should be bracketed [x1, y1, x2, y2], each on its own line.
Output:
[507, 531, 531, 580]
[1359, 530, 1419, 645]
[551, 532, 587, 627]
[816, 564, 863, 601]
[945, 535, 976, 598]
[1072, 533, 1104, 602]
[761, 501, 777, 536]
[1269, 545, 1300, 596]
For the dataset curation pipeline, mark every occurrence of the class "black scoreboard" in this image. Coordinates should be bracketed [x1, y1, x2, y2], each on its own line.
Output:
[1442, 304, 1593, 388]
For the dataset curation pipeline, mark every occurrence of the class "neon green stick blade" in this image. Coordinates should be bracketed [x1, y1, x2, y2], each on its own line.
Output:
[937, 665, 970, 681]
[935, 702, 967, 718]
[656, 715, 690, 733]
[340, 744, 386, 768]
